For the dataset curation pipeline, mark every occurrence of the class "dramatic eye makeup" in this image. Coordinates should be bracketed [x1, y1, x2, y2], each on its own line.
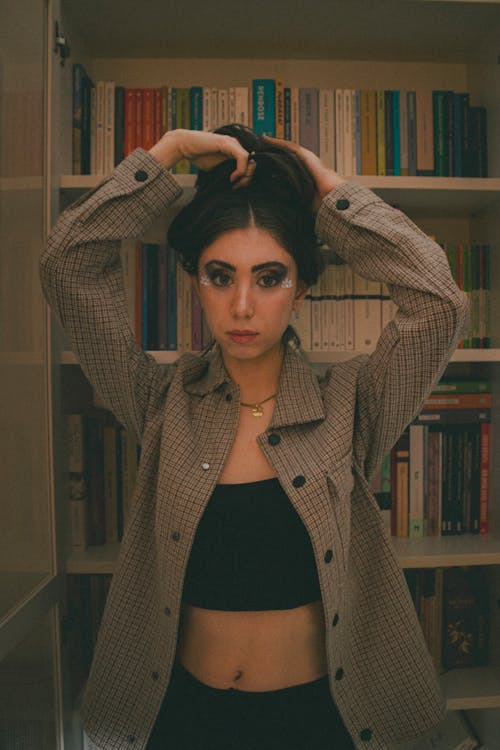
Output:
[201, 260, 292, 289]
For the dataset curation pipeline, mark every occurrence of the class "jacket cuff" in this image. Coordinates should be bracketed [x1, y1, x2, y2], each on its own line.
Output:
[315, 182, 384, 251]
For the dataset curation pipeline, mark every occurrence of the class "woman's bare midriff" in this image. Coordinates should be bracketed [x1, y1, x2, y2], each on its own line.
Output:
[176, 599, 328, 691]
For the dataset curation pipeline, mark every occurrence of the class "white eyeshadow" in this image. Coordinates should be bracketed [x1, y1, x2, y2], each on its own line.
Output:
[199, 274, 212, 286]
[280, 277, 293, 288]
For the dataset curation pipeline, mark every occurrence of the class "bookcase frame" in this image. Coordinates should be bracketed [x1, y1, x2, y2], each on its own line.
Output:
[47, 1, 500, 746]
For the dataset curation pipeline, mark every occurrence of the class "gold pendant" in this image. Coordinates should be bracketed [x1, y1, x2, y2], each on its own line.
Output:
[252, 404, 264, 417]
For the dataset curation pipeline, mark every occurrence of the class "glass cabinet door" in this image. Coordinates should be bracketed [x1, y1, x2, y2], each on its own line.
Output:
[0, 1, 54, 617]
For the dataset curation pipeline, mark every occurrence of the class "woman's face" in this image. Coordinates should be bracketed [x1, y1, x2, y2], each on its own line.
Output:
[194, 226, 307, 367]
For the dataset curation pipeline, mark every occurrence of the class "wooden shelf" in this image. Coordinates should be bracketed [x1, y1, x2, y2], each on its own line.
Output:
[392, 532, 500, 569]
[60, 349, 500, 366]
[441, 666, 500, 711]
[59, 174, 500, 216]
[67, 533, 500, 575]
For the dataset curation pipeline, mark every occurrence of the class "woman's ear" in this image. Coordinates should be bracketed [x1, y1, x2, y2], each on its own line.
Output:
[292, 281, 309, 311]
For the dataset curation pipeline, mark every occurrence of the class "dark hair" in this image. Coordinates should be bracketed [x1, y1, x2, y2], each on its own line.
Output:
[167, 124, 325, 287]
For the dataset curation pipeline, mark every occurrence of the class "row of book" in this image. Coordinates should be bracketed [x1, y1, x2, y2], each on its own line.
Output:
[372, 379, 491, 538]
[66, 377, 491, 549]
[65, 412, 139, 549]
[405, 566, 489, 671]
[72, 64, 488, 178]
[121, 241, 491, 354]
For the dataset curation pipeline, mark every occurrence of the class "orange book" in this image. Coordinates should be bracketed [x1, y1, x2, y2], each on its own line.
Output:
[124, 88, 136, 157]
[422, 393, 491, 409]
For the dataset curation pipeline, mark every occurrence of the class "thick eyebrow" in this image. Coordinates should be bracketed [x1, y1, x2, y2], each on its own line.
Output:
[204, 260, 289, 273]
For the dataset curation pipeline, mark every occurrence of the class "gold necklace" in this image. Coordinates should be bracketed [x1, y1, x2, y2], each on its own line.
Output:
[240, 393, 277, 417]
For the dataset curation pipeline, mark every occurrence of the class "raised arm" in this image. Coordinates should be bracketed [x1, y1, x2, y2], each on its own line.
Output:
[265, 136, 469, 478]
[40, 130, 255, 441]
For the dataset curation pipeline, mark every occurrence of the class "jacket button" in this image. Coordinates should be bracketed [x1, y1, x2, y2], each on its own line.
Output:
[152, 671, 159, 681]
[134, 169, 148, 182]
[226, 393, 233, 402]
[336, 198, 350, 210]
[164, 606, 171, 616]
[324, 549, 333, 563]
[201, 462, 210, 470]
[360, 728, 373, 742]
[127, 736, 136, 744]
[332, 613, 339, 627]
[335, 667, 344, 680]
[268, 433, 280, 446]
[292, 475, 306, 487]
[171, 531, 180, 541]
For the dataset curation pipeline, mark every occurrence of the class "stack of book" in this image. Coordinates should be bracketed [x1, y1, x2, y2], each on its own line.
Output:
[72, 65, 488, 178]
[405, 566, 489, 674]
[65, 412, 139, 549]
[373, 378, 491, 538]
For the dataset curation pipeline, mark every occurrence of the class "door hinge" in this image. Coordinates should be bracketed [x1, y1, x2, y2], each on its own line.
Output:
[54, 21, 70, 66]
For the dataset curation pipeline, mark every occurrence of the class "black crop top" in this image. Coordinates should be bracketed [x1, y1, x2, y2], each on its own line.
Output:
[181, 478, 322, 610]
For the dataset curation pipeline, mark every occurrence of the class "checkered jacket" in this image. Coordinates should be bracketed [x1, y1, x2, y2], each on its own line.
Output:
[40, 149, 469, 750]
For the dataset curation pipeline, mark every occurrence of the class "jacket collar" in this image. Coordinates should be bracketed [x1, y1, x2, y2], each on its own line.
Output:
[182, 345, 326, 428]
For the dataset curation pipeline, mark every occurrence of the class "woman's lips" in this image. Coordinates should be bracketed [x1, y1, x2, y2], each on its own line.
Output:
[227, 330, 259, 344]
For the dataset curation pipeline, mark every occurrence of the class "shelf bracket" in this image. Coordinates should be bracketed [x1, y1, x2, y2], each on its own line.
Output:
[54, 21, 70, 66]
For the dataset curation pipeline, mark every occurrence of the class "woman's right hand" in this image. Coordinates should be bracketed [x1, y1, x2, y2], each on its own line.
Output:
[148, 129, 256, 187]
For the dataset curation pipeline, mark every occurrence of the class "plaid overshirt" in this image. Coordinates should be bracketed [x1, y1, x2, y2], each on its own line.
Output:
[40, 149, 469, 750]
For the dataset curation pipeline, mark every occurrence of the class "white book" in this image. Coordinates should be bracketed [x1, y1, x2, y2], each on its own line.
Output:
[69, 495, 89, 550]
[203, 87, 212, 131]
[104, 81, 115, 174]
[290, 297, 311, 351]
[230, 86, 249, 125]
[290, 87, 300, 143]
[334, 90, 344, 175]
[65, 414, 86, 473]
[319, 89, 335, 169]
[218, 88, 228, 128]
[353, 274, 382, 351]
[353, 90, 361, 176]
[409, 424, 426, 539]
[321, 268, 331, 351]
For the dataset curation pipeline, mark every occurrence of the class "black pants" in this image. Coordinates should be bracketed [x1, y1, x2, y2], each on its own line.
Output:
[146, 660, 355, 750]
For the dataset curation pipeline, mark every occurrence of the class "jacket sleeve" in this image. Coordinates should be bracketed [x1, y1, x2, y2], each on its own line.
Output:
[39, 148, 183, 442]
[315, 182, 469, 479]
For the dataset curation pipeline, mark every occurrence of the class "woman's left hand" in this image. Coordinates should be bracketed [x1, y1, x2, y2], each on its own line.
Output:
[263, 135, 345, 213]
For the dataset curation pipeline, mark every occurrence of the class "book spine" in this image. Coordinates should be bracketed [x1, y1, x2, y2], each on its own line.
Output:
[299, 88, 319, 155]
[275, 78, 285, 138]
[253, 79, 276, 135]
[114, 86, 125, 166]
[104, 81, 115, 174]
[480, 421, 490, 534]
[416, 90, 434, 175]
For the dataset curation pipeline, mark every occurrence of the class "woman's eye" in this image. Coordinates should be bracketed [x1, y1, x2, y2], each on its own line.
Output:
[211, 271, 232, 287]
[259, 274, 280, 288]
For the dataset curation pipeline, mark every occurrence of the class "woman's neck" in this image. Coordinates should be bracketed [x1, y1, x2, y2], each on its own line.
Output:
[221, 345, 284, 402]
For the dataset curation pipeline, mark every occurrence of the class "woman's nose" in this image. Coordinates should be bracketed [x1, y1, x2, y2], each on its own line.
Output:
[230, 284, 255, 319]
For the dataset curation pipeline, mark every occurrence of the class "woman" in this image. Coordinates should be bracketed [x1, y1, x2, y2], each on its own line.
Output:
[40, 124, 468, 750]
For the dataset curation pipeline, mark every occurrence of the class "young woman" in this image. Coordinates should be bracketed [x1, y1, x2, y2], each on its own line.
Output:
[40, 124, 468, 750]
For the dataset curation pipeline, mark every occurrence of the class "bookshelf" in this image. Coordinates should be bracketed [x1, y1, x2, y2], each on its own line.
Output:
[35, 0, 500, 747]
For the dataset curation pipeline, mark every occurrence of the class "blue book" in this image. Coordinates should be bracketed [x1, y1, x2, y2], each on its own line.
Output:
[392, 90, 401, 176]
[166, 244, 177, 350]
[252, 79, 276, 136]
[452, 93, 463, 176]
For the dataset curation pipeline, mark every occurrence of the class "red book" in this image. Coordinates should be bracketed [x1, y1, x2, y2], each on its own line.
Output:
[135, 89, 144, 150]
[154, 88, 162, 143]
[124, 88, 137, 157]
[143, 88, 155, 150]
